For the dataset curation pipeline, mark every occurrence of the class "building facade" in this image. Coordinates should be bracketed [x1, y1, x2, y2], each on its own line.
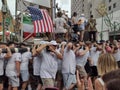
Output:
[71, 0, 90, 19]
[71, 0, 105, 19]
[71, 0, 120, 41]
[105, 0, 120, 14]
[71, 0, 120, 19]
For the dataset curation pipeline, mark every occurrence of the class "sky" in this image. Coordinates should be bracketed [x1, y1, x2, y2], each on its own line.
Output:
[56, 0, 71, 17]
[0, 0, 16, 16]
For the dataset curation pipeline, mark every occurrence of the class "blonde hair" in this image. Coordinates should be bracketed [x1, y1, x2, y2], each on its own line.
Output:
[97, 53, 118, 76]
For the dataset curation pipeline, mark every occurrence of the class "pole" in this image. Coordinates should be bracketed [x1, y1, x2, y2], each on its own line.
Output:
[15, 0, 17, 34]
[2, 13, 5, 42]
[100, 16, 103, 40]
[52, 0, 56, 40]
[21, 13, 23, 42]
[113, 21, 116, 40]
[2, 0, 7, 42]
[52, 0, 56, 20]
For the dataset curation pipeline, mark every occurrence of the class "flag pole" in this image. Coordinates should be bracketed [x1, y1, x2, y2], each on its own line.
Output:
[21, 12, 23, 42]
[52, 0, 56, 40]
[23, 33, 33, 42]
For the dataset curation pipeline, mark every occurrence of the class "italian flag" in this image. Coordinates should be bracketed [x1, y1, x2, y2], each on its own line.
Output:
[23, 15, 34, 38]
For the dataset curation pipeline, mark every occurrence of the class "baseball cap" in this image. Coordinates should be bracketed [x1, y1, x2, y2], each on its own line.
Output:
[40, 41, 50, 45]
[50, 40, 58, 45]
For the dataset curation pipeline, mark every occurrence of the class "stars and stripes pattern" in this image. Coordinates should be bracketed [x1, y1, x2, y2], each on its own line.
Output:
[28, 7, 53, 33]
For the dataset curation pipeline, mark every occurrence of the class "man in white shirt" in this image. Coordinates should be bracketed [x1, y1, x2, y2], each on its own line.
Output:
[20, 43, 32, 90]
[32, 44, 43, 90]
[35, 40, 62, 89]
[54, 12, 67, 40]
[6, 42, 21, 90]
[54, 12, 67, 34]
[55, 42, 67, 90]
[89, 43, 102, 77]
[75, 41, 91, 90]
[62, 42, 76, 90]
[76, 44, 89, 77]
[0, 42, 11, 90]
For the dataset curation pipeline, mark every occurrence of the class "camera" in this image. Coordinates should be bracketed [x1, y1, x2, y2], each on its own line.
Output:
[46, 46, 51, 52]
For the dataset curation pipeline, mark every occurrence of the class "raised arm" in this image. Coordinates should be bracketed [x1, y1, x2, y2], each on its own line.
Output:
[32, 44, 47, 57]
[77, 46, 89, 56]
[49, 46, 63, 60]
[4, 47, 12, 59]
[32, 45, 38, 57]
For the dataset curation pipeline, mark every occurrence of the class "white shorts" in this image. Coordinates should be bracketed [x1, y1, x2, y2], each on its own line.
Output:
[62, 73, 76, 89]
[8, 76, 20, 87]
[20, 70, 29, 82]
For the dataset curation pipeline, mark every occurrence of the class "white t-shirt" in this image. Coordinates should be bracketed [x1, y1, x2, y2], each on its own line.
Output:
[20, 52, 32, 70]
[6, 53, 21, 76]
[57, 48, 62, 70]
[89, 47, 101, 66]
[113, 49, 120, 62]
[40, 50, 58, 79]
[33, 54, 42, 76]
[62, 48, 76, 74]
[0, 53, 6, 75]
[54, 17, 67, 33]
[76, 48, 89, 67]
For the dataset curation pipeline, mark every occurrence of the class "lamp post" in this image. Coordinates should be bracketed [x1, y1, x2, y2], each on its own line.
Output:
[113, 21, 119, 40]
[96, 3, 107, 40]
[100, 15, 104, 40]
[113, 21, 116, 40]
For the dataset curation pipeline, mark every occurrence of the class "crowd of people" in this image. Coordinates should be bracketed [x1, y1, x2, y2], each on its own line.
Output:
[0, 11, 120, 90]
[0, 39, 120, 90]
[53, 12, 97, 42]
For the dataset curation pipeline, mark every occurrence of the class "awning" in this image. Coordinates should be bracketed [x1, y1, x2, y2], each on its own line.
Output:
[17, 0, 51, 12]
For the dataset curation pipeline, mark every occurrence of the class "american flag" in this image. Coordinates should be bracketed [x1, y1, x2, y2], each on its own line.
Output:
[28, 7, 53, 33]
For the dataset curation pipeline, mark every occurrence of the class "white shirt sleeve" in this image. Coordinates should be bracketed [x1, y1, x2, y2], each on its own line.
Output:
[63, 18, 66, 24]
[0, 53, 6, 60]
[28, 52, 32, 60]
[15, 53, 21, 62]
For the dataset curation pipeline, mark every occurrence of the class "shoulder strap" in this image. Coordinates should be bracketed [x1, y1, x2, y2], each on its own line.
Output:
[98, 78, 104, 86]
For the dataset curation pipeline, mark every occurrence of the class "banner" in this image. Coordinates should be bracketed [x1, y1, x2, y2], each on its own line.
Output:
[23, 15, 34, 33]
[22, 15, 34, 38]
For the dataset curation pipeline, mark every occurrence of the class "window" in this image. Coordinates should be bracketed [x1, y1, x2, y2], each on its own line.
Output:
[113, 3, 116, 8]
[82, 9, 84, 12]
[109, 0, 111, 2]
[83, 4, 84, 7]
[90, 4, 92, 8]
[109, 6, 111, 11]
[90, 11, 92, 14]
